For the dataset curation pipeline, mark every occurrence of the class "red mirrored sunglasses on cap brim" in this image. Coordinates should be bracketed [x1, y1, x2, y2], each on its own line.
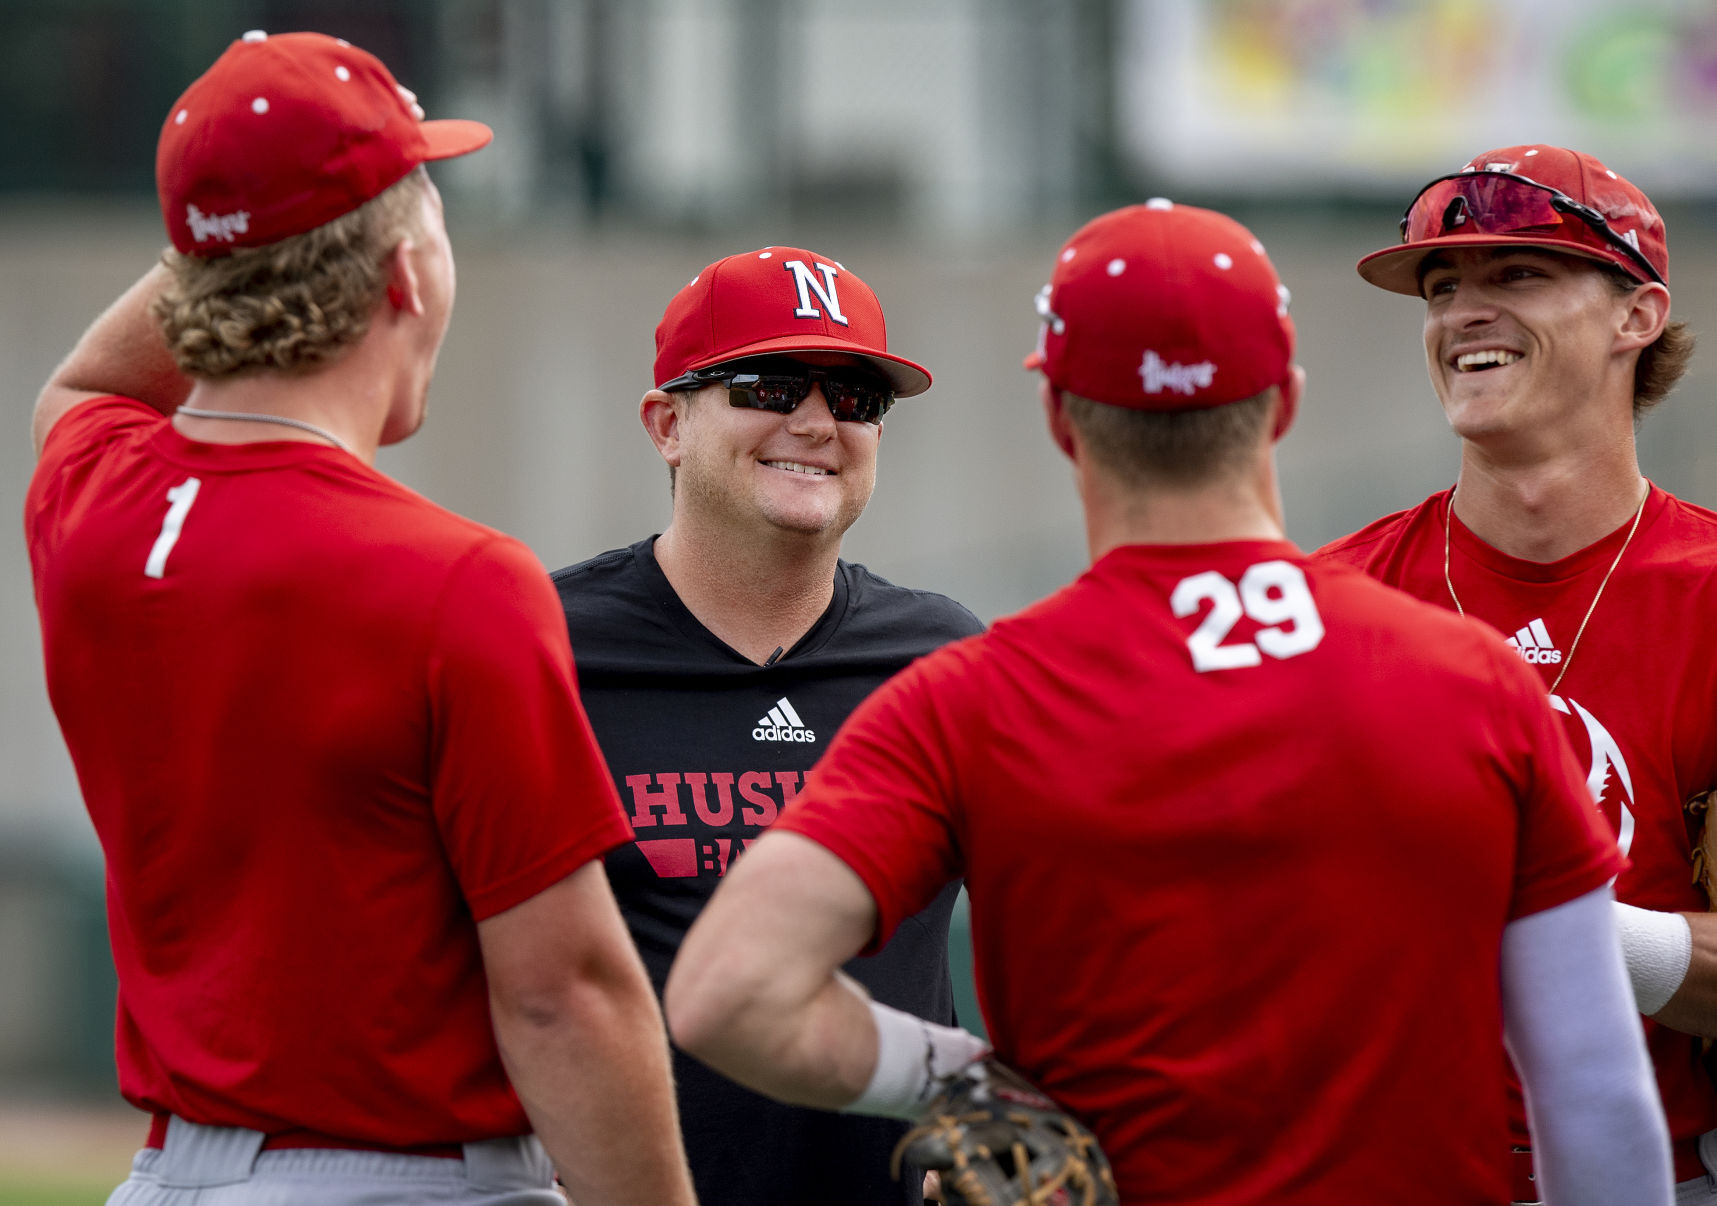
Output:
[1399, 170, 1665, 286]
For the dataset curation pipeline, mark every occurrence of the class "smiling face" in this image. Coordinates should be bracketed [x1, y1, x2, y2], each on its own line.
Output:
[1419, 247, 1639, 448]
[668, 352, 883, 546]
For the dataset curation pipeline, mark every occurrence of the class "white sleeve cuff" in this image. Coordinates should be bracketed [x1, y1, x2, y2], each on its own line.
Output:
[1614, 902, 1692, 1016]
[845, 999, 989, 1119]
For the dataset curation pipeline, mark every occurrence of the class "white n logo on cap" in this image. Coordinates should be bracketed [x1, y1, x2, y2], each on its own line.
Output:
[783, 260, 850, 326]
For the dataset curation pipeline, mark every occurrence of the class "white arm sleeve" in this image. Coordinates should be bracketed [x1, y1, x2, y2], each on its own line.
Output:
[1502, 886, 1673, 1206]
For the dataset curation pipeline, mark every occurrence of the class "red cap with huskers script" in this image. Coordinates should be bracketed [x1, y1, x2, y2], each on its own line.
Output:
[1026, 200, 1294, 410]
[157, 30, 492, 255]
[654, 247, 932, 396]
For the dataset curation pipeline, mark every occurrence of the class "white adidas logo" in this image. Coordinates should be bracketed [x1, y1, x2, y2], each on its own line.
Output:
[1506, 618, 1563, 665]
[753, 697, 816, 744]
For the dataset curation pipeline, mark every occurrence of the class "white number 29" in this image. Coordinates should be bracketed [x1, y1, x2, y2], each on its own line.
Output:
[144, 477, 202, 579]
[1170, 560, 1325, 673]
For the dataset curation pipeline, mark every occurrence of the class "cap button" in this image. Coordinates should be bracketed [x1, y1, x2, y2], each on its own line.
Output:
[241, 29, 267, 42]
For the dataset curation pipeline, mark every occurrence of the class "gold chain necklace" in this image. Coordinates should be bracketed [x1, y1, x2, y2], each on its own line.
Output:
[1443, 484, 1648, 695]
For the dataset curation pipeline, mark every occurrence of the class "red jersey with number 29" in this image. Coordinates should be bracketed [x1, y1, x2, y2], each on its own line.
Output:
[775, 539, 1621, 1206]
[1317, 484, 1717, 1182]
[25, 398, 632, 1147]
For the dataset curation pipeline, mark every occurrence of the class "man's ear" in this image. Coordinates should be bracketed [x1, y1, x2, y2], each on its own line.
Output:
[1617, 281, 1671, 354]
[1271, 366, 1305, 442]
[640, 389, 684, 467]
[1039, 379, 1077, 461]
[385, 238, 425, 317]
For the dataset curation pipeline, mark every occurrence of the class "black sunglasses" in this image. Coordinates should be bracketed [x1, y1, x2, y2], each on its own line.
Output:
[661, 357, 896, 425]
[1400, 169, 1664, 286]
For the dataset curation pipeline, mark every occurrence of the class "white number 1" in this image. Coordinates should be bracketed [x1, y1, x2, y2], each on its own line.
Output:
[144, 477, 202, 579]
[1171, 560, 1325, 673]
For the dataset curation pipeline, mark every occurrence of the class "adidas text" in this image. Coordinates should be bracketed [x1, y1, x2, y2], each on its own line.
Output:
[753, 696, 815, 743]
[752, 724, 817, 743]
[1505, 618, 1563, 666]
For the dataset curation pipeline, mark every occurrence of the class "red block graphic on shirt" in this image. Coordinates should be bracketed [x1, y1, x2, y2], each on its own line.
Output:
[635, 838, 698, 878]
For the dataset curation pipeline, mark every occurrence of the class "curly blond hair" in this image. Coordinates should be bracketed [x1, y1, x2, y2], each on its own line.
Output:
[153, 167, 429, 379]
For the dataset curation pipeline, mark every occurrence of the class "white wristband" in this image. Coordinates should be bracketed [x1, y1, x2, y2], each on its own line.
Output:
[845, 999, 989, 1119]
[1614, 902, 1692, 1016]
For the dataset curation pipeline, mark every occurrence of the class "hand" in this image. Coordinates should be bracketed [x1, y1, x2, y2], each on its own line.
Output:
[396, 84, 424, 121]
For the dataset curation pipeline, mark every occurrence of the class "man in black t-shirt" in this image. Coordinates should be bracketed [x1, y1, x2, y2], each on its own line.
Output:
[552, 246, 984, 1206]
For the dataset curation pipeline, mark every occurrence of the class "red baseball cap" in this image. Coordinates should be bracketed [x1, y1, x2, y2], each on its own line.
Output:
[654, 247, 932, 396]
[1025, 201, 1295, 410]
[1358, 145, 1668, 295]
[157, 30, 492, 255]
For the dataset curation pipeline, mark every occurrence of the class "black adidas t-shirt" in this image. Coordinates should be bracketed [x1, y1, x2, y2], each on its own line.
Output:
[552, 537, 983, 1206]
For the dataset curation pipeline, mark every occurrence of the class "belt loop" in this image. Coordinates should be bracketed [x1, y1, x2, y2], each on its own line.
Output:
[462, 1135, 553, 1190]
[159, 1116, 266, 1188]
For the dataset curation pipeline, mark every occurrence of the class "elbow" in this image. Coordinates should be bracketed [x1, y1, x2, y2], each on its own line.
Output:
[662, 955, 725, 1061]
[664, 943, 760, 1066]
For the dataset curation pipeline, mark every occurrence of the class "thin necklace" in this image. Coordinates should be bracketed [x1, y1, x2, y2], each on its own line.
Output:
[1443, 483, 1648, 695]
[176, 407, 350, 453]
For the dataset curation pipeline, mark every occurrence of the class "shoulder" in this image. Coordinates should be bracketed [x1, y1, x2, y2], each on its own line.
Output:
[838, 561, 986, 644]
[549, 539, 654, 617]
[32, 396, 162, 478]
[1311, 500, 1432, 569]
[1643, 489, 1717, 567]
[551, 542, 642, 595]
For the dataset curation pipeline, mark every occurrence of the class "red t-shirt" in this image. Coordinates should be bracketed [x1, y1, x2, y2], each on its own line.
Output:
[1318, 484, 1717, 1178]
[26, 398, 632, 1146]
[776, 539, 1620, 1205]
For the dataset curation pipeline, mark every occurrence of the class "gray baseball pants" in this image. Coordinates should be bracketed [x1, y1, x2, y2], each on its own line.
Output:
[106, 1116, 564, 1205]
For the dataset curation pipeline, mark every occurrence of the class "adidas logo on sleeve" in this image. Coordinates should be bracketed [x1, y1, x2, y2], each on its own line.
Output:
[1505, 618, 1563, 665]
[753, 697, 816, 743]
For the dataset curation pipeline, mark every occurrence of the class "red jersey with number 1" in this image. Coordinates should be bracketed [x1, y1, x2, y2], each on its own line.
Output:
[25, 397, 632, 1147]
[1317, 484, 1717, 1181]
[775, 539, 1620, 1205]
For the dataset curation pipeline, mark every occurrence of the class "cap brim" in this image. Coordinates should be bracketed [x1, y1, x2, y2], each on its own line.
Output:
[420, 118, 493, 161]
[691, 335, 933, 397]
[1357, 233, 1632, 296]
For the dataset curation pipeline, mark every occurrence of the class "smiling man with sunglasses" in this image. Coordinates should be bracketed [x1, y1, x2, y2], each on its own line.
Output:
[549, 247, 984, 1206]
[1318, 145, 1717, 1204]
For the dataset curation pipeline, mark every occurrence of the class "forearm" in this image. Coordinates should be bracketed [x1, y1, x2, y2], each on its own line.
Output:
[492, 972, 695, 1206]
[1637, 910, 1717, 1038]
[665, 830, 987, 1114]
[35, 264, 190, 453]
[670, 947, 880, 1108]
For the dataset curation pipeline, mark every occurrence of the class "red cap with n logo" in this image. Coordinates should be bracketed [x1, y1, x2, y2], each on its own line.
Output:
[653, 247, 932, 396]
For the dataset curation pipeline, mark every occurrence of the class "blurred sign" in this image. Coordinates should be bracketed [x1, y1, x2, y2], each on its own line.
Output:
[1119, 0, 1717, 194]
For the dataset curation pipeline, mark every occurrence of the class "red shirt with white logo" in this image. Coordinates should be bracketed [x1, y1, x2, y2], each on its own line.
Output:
[26, 398, 631, 1146]
[1317, 484, 1717, 1180]
[775, 540, 1620, 1205]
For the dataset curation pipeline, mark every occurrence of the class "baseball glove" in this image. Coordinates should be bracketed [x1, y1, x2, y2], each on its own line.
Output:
[1688, 788, 1717, 906]
[892, 1057, 1118, 1206]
